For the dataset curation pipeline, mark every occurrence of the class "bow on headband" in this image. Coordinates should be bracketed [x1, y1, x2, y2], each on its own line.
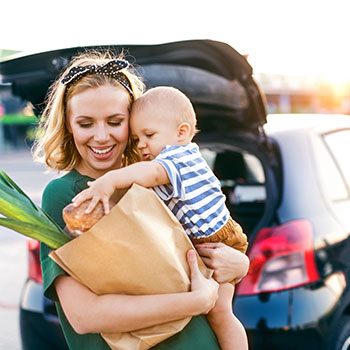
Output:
[61, 59, 134, 100]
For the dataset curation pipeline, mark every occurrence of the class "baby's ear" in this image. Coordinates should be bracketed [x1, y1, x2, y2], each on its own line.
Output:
[177, 122, 191, 141]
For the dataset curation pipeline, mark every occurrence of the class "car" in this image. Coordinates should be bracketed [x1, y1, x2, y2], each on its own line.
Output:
[234, 113, 350, 350]
[1, 39, 350, 350]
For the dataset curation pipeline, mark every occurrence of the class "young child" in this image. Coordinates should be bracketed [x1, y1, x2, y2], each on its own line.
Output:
[73, 86, 249, 350]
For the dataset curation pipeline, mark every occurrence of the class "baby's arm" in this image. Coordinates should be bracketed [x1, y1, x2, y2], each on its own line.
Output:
[72, 161, 169, 214]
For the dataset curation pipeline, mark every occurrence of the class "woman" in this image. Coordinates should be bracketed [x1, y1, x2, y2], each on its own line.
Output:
[34, 50, 249, 350]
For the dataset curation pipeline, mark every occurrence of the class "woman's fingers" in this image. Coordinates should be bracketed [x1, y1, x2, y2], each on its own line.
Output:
[187, 249, 219, 313]
[187, 249, 199, 279]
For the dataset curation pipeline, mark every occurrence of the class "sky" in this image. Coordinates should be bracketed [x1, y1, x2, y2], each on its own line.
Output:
[1, 0, 350, 81]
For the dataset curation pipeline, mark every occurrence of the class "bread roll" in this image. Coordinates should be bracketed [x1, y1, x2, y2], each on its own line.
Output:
[63, 200, 104, 236]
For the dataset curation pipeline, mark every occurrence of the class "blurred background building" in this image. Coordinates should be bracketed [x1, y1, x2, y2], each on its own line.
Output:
[0, 49, 37, 151]
[254, 72, 350, 114]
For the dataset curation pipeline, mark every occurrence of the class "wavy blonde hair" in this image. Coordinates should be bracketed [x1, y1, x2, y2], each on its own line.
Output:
[32, 50, 145, 172]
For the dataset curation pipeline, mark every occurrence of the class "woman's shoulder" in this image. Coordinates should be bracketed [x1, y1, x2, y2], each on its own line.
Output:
[42, 169, 89, 215]
[43, 171, 78, 198]
[43, 169, 90, 196]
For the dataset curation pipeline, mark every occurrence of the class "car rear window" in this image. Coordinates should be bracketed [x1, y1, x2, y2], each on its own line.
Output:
[323, 129, 350, 192]
[315, 136, 348, 202]
[316, 129, 350, 229]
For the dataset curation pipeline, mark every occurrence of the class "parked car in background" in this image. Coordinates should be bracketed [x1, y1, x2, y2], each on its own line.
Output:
[234, 113, 350, 350]
[1, 39, 350, 350]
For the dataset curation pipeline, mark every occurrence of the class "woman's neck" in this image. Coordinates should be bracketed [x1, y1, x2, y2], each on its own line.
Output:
[75, 162, 122, 179]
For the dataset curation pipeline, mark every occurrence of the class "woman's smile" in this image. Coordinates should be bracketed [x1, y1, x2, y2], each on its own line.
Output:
[89, 145, 115, 157]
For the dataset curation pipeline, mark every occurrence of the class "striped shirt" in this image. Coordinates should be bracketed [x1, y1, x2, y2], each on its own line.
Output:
[153, 143, 229, 239]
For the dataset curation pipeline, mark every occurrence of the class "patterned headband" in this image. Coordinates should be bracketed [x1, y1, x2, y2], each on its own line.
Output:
[61, 59, 134, 100]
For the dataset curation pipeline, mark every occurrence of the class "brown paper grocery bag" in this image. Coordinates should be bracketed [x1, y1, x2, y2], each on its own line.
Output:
[49, 184, 212, 350]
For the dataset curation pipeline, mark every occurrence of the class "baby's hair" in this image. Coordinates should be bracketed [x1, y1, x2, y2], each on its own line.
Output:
[132, 86, 198, 138]
[32, 50, 145, 171]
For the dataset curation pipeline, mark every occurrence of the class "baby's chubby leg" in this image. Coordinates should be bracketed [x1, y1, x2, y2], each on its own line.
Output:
[206, 283, 248, 350]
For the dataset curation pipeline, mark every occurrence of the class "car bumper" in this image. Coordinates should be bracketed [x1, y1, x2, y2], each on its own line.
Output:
[234, 272, 346, 350]
[20, 279, 68, 350]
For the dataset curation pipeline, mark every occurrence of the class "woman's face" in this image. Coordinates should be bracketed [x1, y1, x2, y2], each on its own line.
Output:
[67, 84, 130, 179]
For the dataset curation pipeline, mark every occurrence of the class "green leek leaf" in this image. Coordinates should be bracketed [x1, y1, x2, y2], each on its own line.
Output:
[0, 185, 37, 223]
[0, 170, 39, 211]
[0, 218, 70, 249]
[0, 170, 73, 249]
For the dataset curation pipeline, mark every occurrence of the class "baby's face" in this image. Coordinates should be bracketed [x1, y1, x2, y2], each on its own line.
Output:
[130, 104, 180, 161]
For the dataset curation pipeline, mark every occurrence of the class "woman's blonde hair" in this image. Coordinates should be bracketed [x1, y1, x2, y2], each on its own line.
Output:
[32, 50, 145, 172]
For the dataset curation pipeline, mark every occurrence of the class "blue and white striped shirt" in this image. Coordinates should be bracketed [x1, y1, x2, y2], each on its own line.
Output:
[153, 143, 229, 239]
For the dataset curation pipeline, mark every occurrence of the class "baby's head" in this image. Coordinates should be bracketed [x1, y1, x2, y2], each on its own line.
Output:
[130, 86, 198, 160]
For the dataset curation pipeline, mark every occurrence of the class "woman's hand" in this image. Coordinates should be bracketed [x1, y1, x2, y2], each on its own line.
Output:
[195, 243, 250, 284]
[187, 249, 219, 314]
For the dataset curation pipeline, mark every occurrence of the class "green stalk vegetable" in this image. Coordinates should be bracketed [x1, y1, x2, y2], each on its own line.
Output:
[0, 170, 71, 249]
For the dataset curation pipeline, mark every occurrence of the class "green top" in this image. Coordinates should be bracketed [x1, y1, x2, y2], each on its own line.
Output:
[40, 169, 219, 350]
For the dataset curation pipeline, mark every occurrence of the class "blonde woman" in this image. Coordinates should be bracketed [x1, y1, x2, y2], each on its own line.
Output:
[34, 50, 249, 350]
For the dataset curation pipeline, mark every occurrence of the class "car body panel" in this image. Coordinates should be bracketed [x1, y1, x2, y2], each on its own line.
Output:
[20, 281, 67, 350]
[234, 272, 346, 349]
[20, 279, 44, 313]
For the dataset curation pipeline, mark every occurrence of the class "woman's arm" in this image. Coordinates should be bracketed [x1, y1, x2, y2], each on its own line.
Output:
[55, 249, 219, 335]
[195, 243, 250, 283]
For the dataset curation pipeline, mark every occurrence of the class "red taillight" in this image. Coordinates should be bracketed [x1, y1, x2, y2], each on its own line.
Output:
[27, 239, 43, 284]
[236, 220, 319, 295]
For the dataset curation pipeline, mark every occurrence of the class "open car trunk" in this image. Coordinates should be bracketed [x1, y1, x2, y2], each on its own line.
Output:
[0, 39, 278, 238]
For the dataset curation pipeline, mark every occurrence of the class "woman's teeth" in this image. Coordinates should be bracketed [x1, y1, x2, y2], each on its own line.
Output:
[90, 146, 113, 155]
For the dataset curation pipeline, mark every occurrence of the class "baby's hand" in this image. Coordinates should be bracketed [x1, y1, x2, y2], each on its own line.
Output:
[72, 176, 115, 214]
